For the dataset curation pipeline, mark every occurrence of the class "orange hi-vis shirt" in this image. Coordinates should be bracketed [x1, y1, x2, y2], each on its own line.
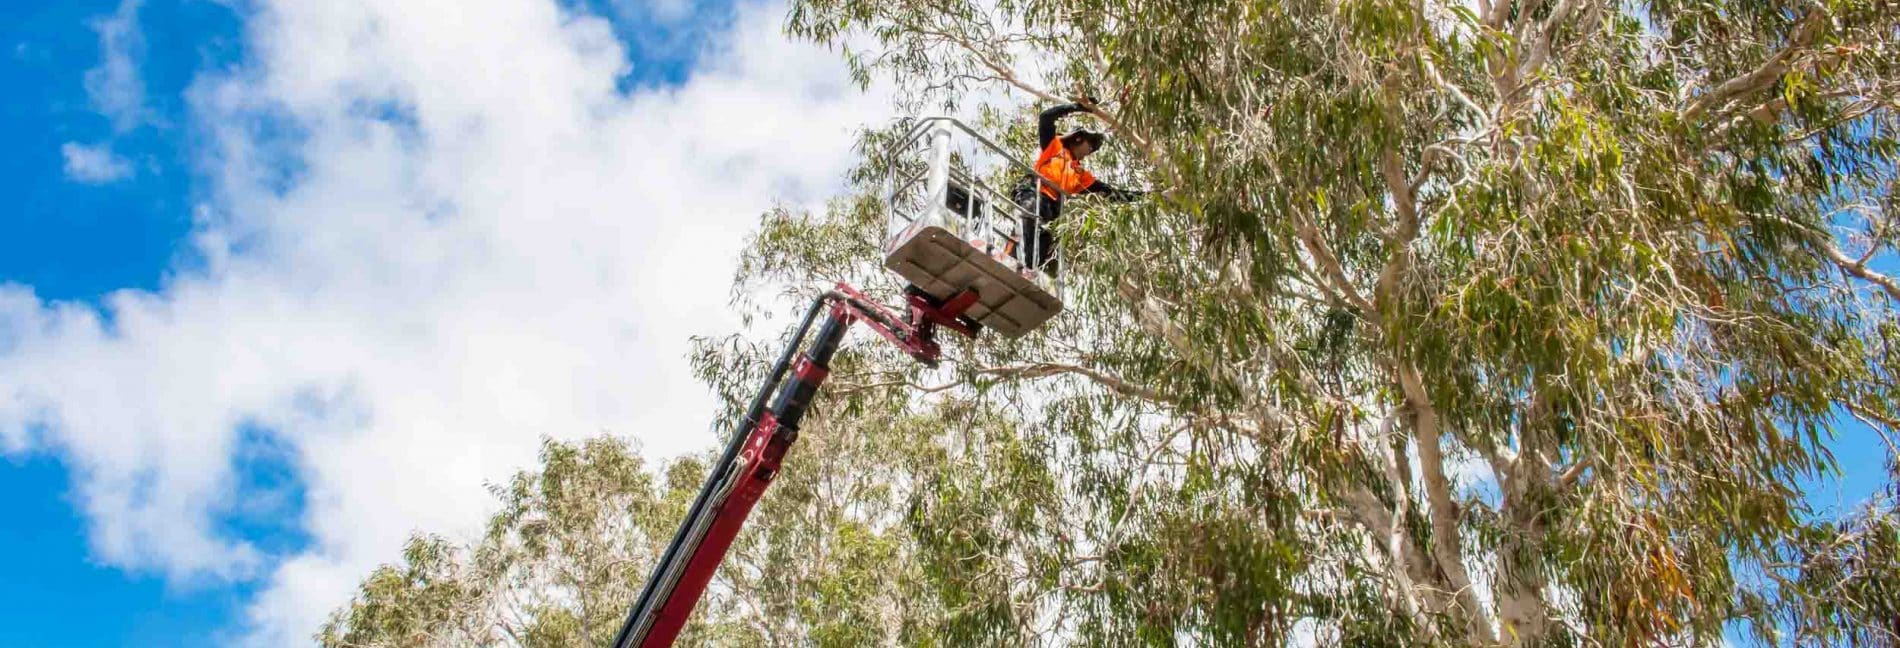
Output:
[1035, 138, 1096, 201]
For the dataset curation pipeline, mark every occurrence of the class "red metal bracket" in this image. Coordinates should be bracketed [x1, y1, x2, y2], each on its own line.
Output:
[792, 357, 830, 384]
[907, 289, 979, 338]
[831, 282, 977, 367]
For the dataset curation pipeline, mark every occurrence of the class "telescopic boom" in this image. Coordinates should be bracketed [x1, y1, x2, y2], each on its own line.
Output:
[611, 284, 976, 648]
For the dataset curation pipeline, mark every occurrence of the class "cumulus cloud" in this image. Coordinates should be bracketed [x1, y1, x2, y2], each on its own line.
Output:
[84, 0, 149, 131]
[3, 0, 886, 642]
[61, 141, 136, 183]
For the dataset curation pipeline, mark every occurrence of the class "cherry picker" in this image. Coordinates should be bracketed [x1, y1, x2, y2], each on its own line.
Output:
[611, 118, 1068, 647]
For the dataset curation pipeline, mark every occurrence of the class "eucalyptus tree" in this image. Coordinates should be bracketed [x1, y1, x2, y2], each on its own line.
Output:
[317, 438, 698, 647]
[317, 420, 953, 647]
[760, 0, 1900, 644]
[321, 0, 1900, 645]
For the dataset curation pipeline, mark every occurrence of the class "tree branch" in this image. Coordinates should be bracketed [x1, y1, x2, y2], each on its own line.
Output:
[1556, 456, 1593, 491]
[1374, 147, 1424, 314]
[905, 19, 1167, 167]
[972, 361, 1170, 404]
[1683, 8, 1829, 122]
[1339, 481, 1443, 635]
[1298, 218, 1378, 316]
[1517, 0, 1580, 90]
[1820, 240, 1900, 300]
[1843, 402, 1900, 460]
[1397, 362, 1499, 645]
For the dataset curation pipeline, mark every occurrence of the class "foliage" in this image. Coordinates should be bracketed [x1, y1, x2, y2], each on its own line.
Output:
[775, 0, 1900, 644]
[318, 428, 948, 647]
[323, 0, 1900, 646]
[318, 438, 682, 647]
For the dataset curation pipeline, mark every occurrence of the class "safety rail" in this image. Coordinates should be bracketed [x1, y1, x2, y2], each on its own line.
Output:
[881, 117, 1067, 298]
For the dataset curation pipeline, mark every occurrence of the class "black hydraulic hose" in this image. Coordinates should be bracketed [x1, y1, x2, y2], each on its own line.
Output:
[610, 293, 840, 648]
[769, 312, 850, 435]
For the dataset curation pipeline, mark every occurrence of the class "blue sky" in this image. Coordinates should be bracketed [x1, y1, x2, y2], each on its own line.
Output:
[0, 0, 1892, 646]
[3, 2, 241, 645]
[0, 0, 887, 641]
[0, 0, 817, 644]
[1, 0, 231, 302]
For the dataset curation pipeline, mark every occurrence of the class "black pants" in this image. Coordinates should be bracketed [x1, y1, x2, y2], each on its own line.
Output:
[1013, 187, 1063, 275]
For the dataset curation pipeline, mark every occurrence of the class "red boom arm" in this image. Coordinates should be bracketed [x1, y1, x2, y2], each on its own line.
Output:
[611, 283, 975, 647]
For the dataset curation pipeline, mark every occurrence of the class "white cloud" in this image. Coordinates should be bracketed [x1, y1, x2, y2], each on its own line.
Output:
[3, 0, 887, 643]
[84, 0, 149, 132]
[62, 0, 145, 187]
[61, 141, 135, 183]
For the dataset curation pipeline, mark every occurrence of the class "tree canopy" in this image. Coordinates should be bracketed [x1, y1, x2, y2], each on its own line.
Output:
[322, 0, 1900, 645]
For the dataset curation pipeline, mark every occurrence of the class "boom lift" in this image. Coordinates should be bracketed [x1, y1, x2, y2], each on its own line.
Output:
[611, 118, 1068, 647]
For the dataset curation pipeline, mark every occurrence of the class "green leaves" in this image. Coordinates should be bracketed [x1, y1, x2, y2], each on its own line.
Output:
[326, 0, 1900, 644]
[771, 0, 1900, 642]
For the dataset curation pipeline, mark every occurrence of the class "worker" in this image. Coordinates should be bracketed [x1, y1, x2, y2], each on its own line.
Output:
[1012, 100, 1144, 277]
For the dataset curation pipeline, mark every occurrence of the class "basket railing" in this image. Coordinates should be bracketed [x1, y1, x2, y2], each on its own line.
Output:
[882, 117, 1068, 296]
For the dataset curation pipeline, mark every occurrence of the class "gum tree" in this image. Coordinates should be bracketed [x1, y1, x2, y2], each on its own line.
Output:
[321, 0, 1900, 645]
[768, 0, 1900, 644]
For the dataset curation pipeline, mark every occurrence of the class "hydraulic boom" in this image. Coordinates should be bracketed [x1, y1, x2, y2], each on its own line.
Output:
[611, 283, 977, 648]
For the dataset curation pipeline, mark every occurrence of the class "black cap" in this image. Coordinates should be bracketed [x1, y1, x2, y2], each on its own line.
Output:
[1064, 129, 1106, 150]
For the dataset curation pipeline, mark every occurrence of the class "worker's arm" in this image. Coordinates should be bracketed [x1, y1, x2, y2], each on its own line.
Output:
[1080, 179, 1145, 203]
[1038, 103, 1091, 148]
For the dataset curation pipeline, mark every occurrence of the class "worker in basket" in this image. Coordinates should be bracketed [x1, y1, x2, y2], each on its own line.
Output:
[1011, 99, 1145, 277]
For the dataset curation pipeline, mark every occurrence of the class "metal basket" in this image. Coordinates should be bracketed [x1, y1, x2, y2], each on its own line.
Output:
[881, 117, 1065, 338]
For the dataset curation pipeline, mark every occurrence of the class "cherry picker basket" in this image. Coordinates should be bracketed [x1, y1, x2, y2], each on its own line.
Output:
[881, 117, 1064, 338]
